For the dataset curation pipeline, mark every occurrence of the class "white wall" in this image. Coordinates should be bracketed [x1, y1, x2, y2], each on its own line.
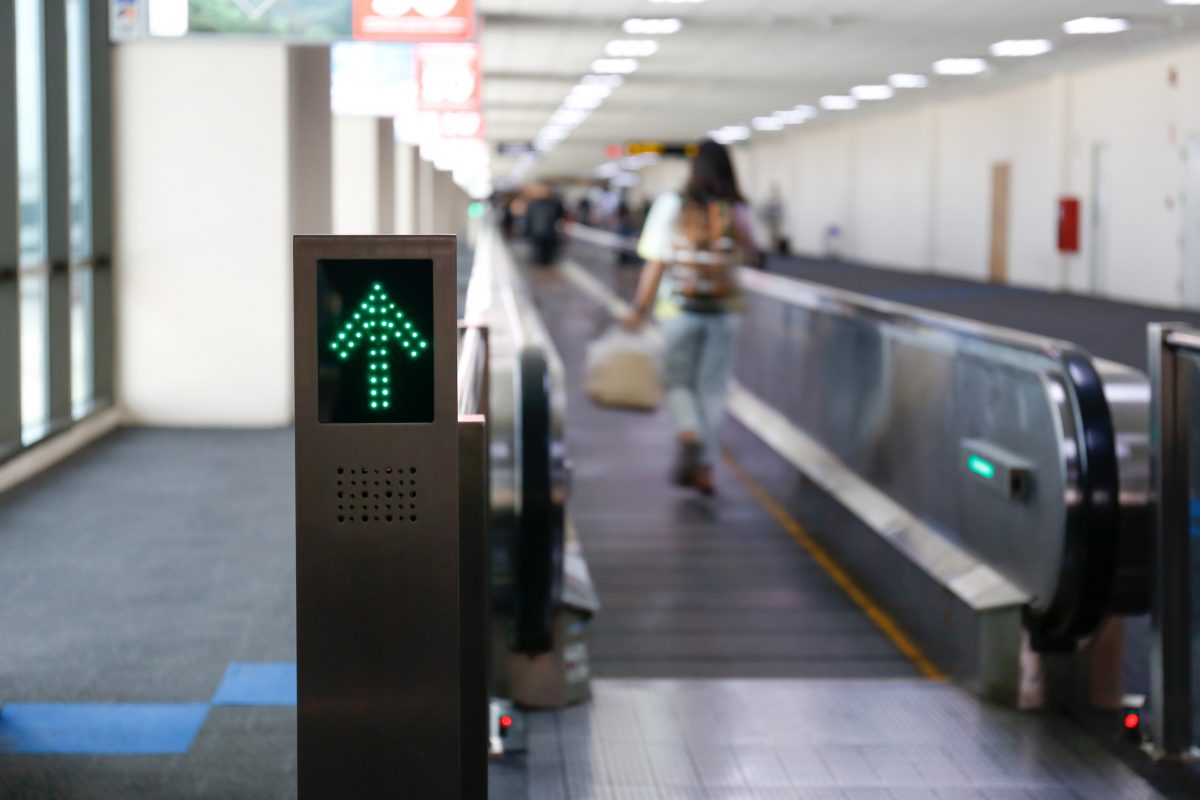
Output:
[113, 43, 331, 426]
[733, 40, 1200, 308]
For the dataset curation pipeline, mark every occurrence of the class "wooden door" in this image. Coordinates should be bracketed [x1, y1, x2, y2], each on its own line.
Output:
[988, 162, 1011, 283]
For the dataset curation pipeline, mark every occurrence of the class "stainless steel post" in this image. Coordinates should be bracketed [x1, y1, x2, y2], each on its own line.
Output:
[1148, 323, 1195, 757]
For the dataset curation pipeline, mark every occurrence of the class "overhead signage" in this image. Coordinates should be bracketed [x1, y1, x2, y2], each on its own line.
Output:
[117, 0, 478, 43]
[353, 0, 476, 42]
[416, 43, 482, 112]
[626, 141, 700, 158]
[497, 142, 536, 157]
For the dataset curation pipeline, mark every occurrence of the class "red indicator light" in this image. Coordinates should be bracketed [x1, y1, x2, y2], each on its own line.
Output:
[606, 144, 622, 159]
[1124, 713, 1139, 730]
[500, 715, 513, 729]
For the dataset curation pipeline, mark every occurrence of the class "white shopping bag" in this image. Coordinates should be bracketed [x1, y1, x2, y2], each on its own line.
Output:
[584, 326, 663, 412]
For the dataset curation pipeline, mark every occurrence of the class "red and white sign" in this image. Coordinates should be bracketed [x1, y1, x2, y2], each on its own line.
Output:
[353, 0, 476, 42]
[416, 43, 481, 112]
[437, 110, 485, 139]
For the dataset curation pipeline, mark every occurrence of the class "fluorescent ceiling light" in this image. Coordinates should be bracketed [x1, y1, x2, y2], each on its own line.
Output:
[1063, 17, 1130, 34]
[606, 39, 659, 58]
[568, 83, 612, 101]
[751, 116, 785, 131]
[582, 74, 624, 88]
[551, 108, 590, 126]
[592, 58, 639, 74]
[1165, 0, 1200, 4]
[773, 108, 815, 124]
[933, 58, 989, 75]
[623, 18, 683, 35]
[819, 95, 857, 110]
[889, 73, 928, 88]
[709, 125, 750, 144]
[990, 39, 1053, 57]
[851, 84, 894, 100]
[561, 93, 604, 110]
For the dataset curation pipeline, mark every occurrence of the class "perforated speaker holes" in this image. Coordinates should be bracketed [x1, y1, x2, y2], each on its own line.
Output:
[334, 466, 418, 525]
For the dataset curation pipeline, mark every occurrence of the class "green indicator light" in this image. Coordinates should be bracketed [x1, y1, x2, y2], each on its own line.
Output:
[968, 455, 996, 480]
[326, 285, 428, 412]
[468, 201, 486, 220]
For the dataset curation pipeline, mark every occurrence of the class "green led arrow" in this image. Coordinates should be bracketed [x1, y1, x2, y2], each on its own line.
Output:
[327, 282, 429, 412]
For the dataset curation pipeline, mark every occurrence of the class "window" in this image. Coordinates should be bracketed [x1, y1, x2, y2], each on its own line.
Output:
[16, 0, 50, 444]
[67, 0, 95, 418]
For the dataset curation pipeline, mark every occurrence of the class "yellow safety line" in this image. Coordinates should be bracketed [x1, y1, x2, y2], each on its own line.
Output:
[722, 451, 947, 681]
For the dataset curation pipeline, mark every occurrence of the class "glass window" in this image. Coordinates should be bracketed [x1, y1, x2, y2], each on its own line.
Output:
[66, 0, 92, 261]
[15, 0, 46, 267]
[67, 0, 95, 418]
[71, 264, 94, 419]
[16, 0, 50, 444]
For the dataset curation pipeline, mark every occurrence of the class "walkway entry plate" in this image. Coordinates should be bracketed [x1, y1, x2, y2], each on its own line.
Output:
[293, 235, 460, 798]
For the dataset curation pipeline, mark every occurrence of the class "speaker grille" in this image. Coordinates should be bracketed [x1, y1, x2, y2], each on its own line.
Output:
[334, 466, 419, 525]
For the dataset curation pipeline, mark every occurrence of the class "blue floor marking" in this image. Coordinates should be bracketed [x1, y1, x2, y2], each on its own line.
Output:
[211, 662, 297, 706]
[0, 703, 209, 755]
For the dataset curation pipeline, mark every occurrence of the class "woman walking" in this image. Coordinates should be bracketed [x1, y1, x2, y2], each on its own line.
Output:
[624, 140, 759, 495]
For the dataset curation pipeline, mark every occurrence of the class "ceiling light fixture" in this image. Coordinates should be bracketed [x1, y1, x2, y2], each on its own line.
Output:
[889, 73, 928, 88]
[819, 95, 858, 110]
[851, 84, 894, 100]
[709, 125, 750, 144]
[582, 74, 624, 88]
[990, 39, 1053, 57]
[1063, 17, 1130, 34]
[606, 39, 660, 58]
[592, 58, 639, 74]
[933, 58, 990, 75]
[623, 18, 683, 35]
[751, 116, 785, 131]
[773, 108, 815, 124]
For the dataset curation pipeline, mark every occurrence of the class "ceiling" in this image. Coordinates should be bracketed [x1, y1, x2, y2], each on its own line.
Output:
[475, 0, 1200, 181]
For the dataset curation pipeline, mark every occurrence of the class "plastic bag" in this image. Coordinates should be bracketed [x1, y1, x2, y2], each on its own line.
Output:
[584, 326, 663, 412]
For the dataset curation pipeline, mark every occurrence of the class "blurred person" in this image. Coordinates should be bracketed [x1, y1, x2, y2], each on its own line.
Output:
[761, 182, 786, 257]
[577, 196, 593, 228]
[525, 183, 565, 266]
[615, 201, 640, 267]
[623, 140, 758, 495]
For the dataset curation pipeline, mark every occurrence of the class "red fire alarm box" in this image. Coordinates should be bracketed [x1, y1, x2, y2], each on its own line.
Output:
[1058, 197, 1081, 253]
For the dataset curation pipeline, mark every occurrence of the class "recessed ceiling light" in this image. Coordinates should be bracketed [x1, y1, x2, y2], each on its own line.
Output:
[561, 93, 605, 110]
[933, 58, 990, 75]
[623, 18, 683, 35]
[606, 39, 659, 57]
[851, 84, 894, 100]
[709, 125, 750, 143]
[990, 39, 1053, 57]
[582, 74, 624, 88]
[1063, 17, 1130, 34]
[592, 58, 639, 74]
[752, 116, 785, 131]
[889, 73, 929, 88]
[551, 108, 590, 127]
[773, 108, 815, 124]
[820, 95, 858, 110]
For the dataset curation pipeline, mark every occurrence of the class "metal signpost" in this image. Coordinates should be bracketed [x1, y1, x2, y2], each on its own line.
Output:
[293, 235, 474, 797]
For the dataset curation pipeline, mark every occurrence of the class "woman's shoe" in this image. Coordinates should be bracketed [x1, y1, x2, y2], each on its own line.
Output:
[692, 465, 716, 496]
[671, 441, 703, 487]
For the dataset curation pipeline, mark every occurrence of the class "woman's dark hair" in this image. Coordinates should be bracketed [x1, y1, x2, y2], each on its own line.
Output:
[684, 139, 744, 204]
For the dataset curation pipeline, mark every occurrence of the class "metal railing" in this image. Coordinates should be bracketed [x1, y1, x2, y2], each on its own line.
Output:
[563, 222, 1151, 700]
[1148, 323, 1200, 758]
[458, 225, 568, 656]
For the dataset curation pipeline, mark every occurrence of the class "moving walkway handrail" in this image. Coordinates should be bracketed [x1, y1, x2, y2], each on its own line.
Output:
[563, 222, 1146, 651]
[1147, 322, 1199, 758]
[459, 225, 567, 655]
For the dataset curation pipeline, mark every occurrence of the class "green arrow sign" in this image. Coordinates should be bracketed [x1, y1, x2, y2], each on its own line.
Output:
[327, 282, 429, 412]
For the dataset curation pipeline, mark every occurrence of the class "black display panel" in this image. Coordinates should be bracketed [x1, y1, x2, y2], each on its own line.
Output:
[317, 259, 435, 423]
